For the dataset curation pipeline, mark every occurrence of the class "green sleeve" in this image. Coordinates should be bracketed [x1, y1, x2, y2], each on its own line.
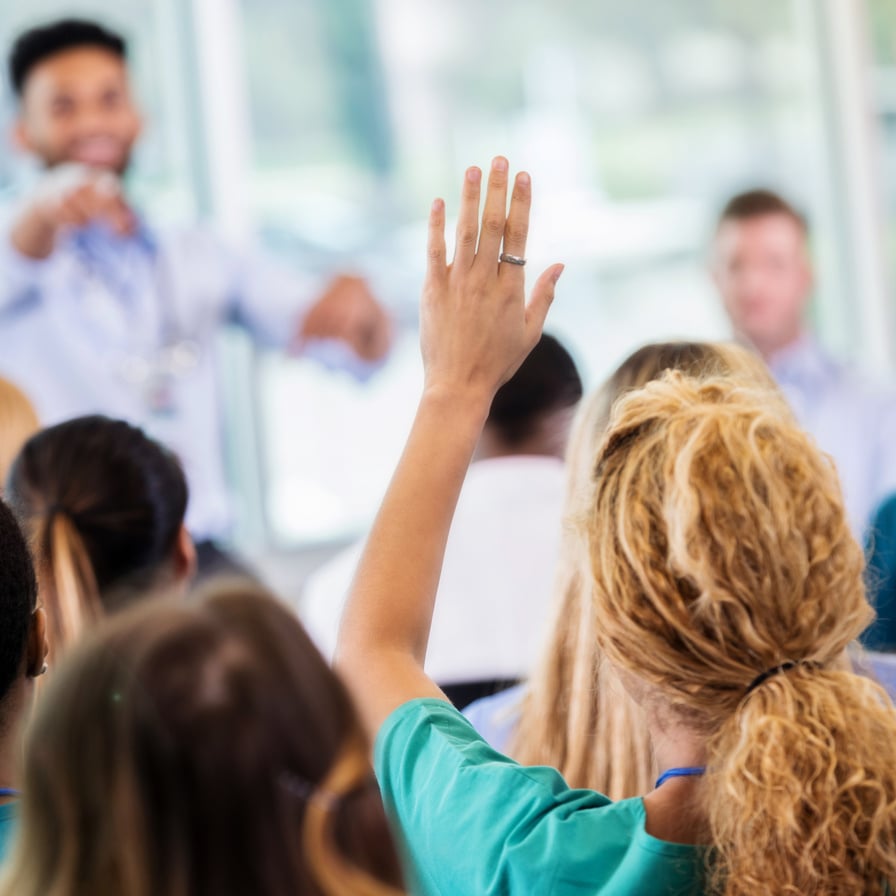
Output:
[374, 698, 614, 895]
[866, 494, 896, 651]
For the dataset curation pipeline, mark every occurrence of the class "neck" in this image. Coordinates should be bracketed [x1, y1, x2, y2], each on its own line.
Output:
[640, 708, 709, 844]
[649, 718, 706, 775]
[740, 327, 805, 364]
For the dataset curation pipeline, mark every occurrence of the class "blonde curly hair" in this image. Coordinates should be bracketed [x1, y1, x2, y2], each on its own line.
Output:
[587, 371, 896, 894]
[512, 341, 776, 799]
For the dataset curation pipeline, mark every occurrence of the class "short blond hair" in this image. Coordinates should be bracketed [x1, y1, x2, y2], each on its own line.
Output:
[0, 377, 38, 487]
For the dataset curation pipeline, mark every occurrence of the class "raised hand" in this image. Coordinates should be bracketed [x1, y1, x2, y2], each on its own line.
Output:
[11, 165, 135, 259]
[420, 156, 563, 405]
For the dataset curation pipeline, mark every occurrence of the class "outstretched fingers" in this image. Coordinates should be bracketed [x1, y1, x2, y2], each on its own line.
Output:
[426, 198, 447, 280]
[525, 264, 565, 343]
[452, 166, 482, 270]
[474, 157, 510, 271]
[499, 171, 531, 271]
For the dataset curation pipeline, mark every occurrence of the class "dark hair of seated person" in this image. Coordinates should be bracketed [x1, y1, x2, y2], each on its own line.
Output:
[0, 498, 47, 802]
[6, 415, 191, 659]
[480, 332, 583, 458]
[1, 580, 405, 896]
[0, 498, 44, 705]
[9, 18, 127, 96]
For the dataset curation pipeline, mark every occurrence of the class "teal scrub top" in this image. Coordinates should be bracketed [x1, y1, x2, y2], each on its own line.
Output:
[0, 803, 17, 864]
[374, 698, 702, 896]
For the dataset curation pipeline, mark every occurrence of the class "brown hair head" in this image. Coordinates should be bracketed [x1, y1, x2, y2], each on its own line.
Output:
[717, 189, 807, 234]
[2, 581, 404, 896]
[512, 341, 778, 798]
[7, 415, 189, 658]
[588, 372, 896, 893]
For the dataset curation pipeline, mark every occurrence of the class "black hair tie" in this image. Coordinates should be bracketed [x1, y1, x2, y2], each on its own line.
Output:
[745, 660, 819, 695]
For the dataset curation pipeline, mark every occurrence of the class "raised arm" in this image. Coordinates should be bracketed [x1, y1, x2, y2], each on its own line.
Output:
[336, 157, 563, 737]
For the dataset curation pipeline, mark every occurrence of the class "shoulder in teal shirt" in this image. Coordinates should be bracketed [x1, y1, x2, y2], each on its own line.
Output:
[0, 802, 18, 864]
[374, 698, 702, 896]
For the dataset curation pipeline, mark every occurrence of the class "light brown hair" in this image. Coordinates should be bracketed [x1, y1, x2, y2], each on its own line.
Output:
[511, 342, 778, 799]
[0, 377, 38, 488]
[1, 581, 405, 896]
[717, 188, 807, 234]
[589, 372, 896, 893]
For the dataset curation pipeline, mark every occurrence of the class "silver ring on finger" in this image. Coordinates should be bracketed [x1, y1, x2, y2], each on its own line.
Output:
[499, 253, 527, 266]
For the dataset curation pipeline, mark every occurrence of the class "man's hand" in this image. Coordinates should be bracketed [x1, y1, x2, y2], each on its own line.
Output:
[10, 165, 135, 260]
[297, 275, 393, 362]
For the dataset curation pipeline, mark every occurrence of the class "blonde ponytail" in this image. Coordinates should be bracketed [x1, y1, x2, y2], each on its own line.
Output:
[709, 668, 896, 894]
[586, 372, 896, 893]
[37, 510, 104, 657]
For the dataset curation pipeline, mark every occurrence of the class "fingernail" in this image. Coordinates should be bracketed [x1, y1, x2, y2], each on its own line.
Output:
[432, 198, 444, 213]
[517, 172, 530, 187]
[493, 157, 508, 172]
[467, 167, 481, 184]
[551, 264, 565, 284]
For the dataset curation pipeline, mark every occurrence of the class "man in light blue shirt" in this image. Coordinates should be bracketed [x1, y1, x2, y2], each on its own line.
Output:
[0, 20, 392, 554]
[712, 189, 896, 537]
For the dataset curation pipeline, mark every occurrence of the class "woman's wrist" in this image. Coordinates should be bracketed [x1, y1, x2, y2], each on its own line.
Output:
[420, 381, 493, 429]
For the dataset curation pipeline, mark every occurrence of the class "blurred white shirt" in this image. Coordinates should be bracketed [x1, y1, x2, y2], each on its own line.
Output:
[769, 336, 896, 536]
[0, 216, 373, 540]
[302, 455, 566, 684]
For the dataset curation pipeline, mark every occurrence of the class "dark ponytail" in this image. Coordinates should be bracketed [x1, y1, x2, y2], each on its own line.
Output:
[8, 415, 188, 655]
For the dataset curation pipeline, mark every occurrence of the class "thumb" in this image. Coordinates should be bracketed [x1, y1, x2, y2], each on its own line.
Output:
[525, 263, 564, 341]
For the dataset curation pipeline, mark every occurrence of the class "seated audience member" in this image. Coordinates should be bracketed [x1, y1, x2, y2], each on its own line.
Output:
[0, 499, 48, 861]
[337, 160, 896, 895]
[6, 415, 194, 657]
[303, 333, 582, 707]
[712, 189, 896, 537]
[0, 581, 405, 896]
[0, 378, 38, 489]
[465, 340, 776, 800]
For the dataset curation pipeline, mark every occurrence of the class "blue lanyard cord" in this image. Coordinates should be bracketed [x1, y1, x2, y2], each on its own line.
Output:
[0, 788, 20, 799]
[654, 766, 706, 790]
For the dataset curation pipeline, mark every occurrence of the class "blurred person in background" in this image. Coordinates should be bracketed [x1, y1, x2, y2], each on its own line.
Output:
[7, 415, 194, 660]
[302, 333, 582, 707]
[0, 379, 38, 489]
[0, 582, 405, 896]
[712, 189, 896, 538]
[0, 19, 393, 573]
[0, 499, 47, 863]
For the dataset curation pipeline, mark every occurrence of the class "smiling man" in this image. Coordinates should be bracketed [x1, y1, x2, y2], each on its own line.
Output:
[712, 189, 896, 536]
[0, 19, 392, 571]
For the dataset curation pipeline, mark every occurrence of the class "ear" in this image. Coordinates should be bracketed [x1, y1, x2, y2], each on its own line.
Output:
[172, 524, 197, 588]
[26, 606, 49, 678]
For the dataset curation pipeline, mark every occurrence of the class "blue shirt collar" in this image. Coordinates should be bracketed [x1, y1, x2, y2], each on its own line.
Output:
[767, 334, 839, 388]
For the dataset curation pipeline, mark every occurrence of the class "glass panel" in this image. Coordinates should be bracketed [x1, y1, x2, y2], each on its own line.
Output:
[239, 0, 846, 545]
[0, 1, 888, 549]
[869, 0, 896, 291]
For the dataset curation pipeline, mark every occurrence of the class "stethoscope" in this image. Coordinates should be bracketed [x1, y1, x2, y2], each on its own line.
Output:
[72, 222, 202, 410]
